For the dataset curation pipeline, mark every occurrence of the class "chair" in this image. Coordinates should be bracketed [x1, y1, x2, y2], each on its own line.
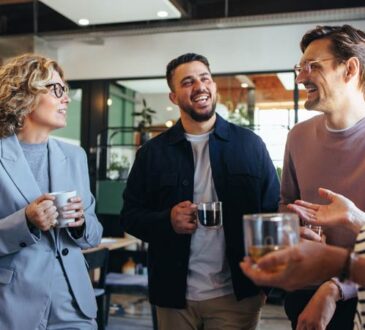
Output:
[84, 248, 109, 330]
[105, 272, 158, 330]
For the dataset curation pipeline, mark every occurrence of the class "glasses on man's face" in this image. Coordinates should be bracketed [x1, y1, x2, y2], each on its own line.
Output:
[45, 83, 69, 98]
[293, 58, 335, 76]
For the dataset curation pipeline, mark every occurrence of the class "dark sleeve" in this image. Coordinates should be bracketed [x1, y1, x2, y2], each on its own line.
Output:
[121, 147, 175, 243]
[259, 139, 280, 212]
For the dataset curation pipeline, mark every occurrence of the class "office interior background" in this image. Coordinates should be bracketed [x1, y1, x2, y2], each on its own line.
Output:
[1, 0, 365, 232]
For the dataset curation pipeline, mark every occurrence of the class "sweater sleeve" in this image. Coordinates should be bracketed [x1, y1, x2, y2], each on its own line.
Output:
[331, 277, 358, 301]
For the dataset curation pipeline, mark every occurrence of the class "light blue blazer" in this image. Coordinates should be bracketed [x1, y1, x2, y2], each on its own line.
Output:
[0, 134, 103, 329]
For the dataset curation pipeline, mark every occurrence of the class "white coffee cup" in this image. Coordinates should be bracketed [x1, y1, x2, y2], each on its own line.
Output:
[49, 190, 77, 228]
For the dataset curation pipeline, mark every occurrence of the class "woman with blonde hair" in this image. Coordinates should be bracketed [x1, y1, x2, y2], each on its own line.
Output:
[0, 53, 103, 329]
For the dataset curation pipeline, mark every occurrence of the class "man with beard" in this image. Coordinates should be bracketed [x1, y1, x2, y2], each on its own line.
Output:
[122, 53, 280, 330]
[279, 25, 365, 330]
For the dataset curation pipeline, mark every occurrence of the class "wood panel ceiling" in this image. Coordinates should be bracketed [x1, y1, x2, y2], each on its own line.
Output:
[215, 74, 306, 110]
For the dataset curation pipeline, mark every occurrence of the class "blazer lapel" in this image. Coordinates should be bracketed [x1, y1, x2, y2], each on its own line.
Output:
[48, 138, 69, 193]
[0, 135, 41, 203]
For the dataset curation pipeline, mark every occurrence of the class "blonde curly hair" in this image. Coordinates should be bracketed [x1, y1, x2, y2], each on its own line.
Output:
[0, 53, 65, 138]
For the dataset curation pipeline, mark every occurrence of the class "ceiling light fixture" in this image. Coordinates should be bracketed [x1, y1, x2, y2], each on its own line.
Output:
[78, 18, 90, 26]
[241, 83, 248, 88]
[157, 11, 169, 18]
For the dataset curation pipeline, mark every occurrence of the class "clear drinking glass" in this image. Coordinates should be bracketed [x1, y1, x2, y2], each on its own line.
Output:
[244, 213, 300, 271]
[303, 223, 323, 237]
[197, 201, 223, 229]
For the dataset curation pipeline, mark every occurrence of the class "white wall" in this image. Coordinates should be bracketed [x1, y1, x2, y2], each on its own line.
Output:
[43, 19, 365, 80]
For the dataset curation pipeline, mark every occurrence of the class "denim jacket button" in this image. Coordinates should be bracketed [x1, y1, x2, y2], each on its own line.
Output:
[182, 179, 189, 186]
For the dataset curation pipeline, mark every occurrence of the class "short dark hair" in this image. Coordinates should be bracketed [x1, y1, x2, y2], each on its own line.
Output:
[166, 53, 211, 91]
[300, 25, 365, 94]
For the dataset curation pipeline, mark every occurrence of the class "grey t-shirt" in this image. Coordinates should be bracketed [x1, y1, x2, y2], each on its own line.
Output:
[185, 131, 233, 301]
[20, 141, 50, 193]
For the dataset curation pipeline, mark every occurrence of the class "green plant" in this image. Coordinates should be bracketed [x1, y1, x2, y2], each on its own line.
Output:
[109, 153, 130, 171]
[276, 166, 282, 179]
[132, 99, 156, 129]
[227, 105, 250, 126]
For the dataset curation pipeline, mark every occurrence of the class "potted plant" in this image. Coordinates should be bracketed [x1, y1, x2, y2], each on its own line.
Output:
[132, 99, 156, 145]
[227, 104, 250, 127]
[108, 153, 130, 180]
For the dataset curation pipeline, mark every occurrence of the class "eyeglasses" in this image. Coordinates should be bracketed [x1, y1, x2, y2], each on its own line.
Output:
[294, 58, 335, 76]
[45, 83, 69, 98]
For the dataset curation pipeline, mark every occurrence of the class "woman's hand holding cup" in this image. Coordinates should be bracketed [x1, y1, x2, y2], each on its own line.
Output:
[25, 194, 58, 231]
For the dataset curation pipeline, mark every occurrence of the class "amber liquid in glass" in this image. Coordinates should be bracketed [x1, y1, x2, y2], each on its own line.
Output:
[248, 245, 286, 272]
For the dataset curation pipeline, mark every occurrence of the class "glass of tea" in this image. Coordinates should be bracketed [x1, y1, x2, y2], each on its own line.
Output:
[303, 223, 323, 238]
[244, 213, 299, 271]
[197, 201, 222, 229]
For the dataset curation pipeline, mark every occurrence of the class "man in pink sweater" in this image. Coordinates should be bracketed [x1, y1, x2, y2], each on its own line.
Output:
[279, 24, 365, 330]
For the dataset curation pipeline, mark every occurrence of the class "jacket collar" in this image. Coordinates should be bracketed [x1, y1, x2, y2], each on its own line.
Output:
[48, 138, 69, 193]
[0, 134, 68, 203]
[213, 113, 230, 141]
[0, 134, 42, 203]
[167, 113, 230, 145]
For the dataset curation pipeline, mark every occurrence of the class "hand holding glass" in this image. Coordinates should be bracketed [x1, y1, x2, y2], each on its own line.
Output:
[244, 213, 300, 272]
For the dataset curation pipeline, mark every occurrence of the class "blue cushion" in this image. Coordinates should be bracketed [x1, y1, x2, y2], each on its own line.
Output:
[106, 273, 148, 287]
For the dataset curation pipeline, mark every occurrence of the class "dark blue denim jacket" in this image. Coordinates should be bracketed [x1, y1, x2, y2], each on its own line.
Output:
[122, 115, 279, 308]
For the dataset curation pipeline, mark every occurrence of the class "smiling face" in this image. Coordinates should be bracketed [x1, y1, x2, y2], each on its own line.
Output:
[24, 70, 70, 134]
[296, 38, 346, 113]
[169, 60, 217, 122]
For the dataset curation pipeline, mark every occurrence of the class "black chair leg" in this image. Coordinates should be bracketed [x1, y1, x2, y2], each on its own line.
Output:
[96, 296, 105, 330]
[151, 304, 158, 330]
[105, 292, 111, 326]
